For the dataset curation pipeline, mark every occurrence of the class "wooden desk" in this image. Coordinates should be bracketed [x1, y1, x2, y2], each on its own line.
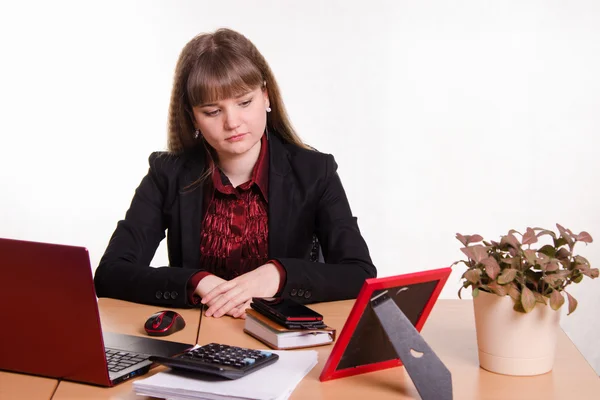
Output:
[30, 299, 600, 399]
[0, 371, 58, 400]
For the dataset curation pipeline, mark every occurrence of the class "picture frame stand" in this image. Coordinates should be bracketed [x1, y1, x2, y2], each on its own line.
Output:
[371, 291, 453, 400]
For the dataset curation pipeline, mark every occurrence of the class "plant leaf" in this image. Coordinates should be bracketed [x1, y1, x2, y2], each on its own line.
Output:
[549, 290, 565, 310]
[579, 267, 600, 278]
[487, 281, 508, 296]
[501, 234, 521, 250]
[522, 228, 538, 245]
[507, 283, 521, 301]
[538, 245, 556, 258]
[472, 287, 480, 297]
[575, 231, 593, 243]
[536, 229, 557, 239]
[456, 233, 483, 246]
[464, 269, 482, 284]
[537, 253, 550, 264]
[461, 245, 488, 263]
[500, 256, 521, 269]
[533, 291, 547, 305]
[556, 223, 574, 246]
[543, 270, 570, 287]
[556, 223, 567, 236]
[497, 268, 518, 284]
[521, 286, 536, 313]
[565, 291, 578, 315]
[545, 260, 560, 272]
[523, 249, 537, 265]
[553, 237, 568, 248]
[574, 255, 590, 267]
[555, 247, 570, 260]
[481, 257, 501, 280]
[513, 301, 526, 313]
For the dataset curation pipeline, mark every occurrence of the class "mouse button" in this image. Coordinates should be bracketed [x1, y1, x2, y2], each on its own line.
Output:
[152, 315, 163, 329]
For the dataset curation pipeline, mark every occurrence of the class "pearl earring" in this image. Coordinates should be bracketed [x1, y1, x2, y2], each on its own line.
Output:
[266, 106, 271, 113]
[194, 129, 200, 139]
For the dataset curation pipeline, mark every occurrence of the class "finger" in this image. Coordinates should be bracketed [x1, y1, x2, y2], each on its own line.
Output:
[231, 300, 252, 319]
[202, 281, 237, 305]
[212, 293, 249, 318]
[203, 295, 222, 310]
[206, 287, 245, 317]
[212, 298, 245, 318]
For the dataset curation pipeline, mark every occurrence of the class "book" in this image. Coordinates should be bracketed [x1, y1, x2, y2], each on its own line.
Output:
[133, 349, 318, 400]
[244, 309, 336, 350]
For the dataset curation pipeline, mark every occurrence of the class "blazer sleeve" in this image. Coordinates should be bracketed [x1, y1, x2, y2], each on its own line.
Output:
[274, 155, 376, 303]
[93, 153, 198, 308]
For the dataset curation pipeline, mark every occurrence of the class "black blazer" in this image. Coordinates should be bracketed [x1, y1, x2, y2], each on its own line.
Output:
[93, 134, 376, 308]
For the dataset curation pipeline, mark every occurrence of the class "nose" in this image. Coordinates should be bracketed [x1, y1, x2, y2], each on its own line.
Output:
[224, 108, 242, 131]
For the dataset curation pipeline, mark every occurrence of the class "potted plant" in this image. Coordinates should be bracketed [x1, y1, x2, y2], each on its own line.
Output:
[453, 224, 598, 376]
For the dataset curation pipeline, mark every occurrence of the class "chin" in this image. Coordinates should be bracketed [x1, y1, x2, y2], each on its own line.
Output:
[221, 137, 260, 155]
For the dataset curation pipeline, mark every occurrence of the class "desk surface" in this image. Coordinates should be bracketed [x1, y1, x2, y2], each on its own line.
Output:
[7, 298, 600, 400]
[0, 371, 58, 400]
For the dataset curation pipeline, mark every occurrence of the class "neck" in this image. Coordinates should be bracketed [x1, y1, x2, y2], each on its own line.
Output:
[216, 140, 262, 187]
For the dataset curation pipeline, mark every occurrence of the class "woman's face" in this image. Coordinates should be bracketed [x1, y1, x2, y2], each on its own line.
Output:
[192, 87, 269, 159]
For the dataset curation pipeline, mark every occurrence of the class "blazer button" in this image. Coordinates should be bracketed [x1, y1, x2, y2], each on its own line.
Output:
[290, 289, 297, 296]
[163, 291, 171, 300]
[171, 291, 178, 299]
[304, 290, 311, 299]
[155, 291, 162, 299]
[298, 289, 305, 297]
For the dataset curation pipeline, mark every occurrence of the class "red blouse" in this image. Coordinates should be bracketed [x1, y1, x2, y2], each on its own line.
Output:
[188, 135, 285, 304]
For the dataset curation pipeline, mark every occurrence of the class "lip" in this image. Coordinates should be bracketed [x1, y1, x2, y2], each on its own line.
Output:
[225, 133, 248, 142]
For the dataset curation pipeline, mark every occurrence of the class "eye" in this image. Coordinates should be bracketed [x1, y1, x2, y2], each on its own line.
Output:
[239, 98, 253, 107]
[204, 109, 220, 117]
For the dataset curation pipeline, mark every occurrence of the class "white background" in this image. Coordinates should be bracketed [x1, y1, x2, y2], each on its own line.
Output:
[1, 0, 599, 374]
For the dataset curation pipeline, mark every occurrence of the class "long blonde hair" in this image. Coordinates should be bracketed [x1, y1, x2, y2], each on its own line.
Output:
[167, 28, 308, 154]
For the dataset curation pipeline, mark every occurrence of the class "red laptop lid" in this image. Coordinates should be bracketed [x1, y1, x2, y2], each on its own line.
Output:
[0, 238, 111, 386]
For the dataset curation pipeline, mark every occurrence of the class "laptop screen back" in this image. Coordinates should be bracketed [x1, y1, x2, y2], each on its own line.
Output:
[0, 238, 111, 386]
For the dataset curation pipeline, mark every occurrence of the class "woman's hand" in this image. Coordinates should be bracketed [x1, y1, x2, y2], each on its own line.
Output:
[194, 274, 246, 318]
[201, 263, 283, 318]
[194, 274, 227, 298]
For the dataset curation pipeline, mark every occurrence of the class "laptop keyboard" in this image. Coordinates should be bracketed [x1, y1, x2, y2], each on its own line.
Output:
[105, 349, 150, 373]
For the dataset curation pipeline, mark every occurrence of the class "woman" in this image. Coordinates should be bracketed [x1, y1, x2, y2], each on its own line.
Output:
[94, 28, 376, 319]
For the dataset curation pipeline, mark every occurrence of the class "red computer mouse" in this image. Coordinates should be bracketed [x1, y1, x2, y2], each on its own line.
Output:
[144, 310, 186, 336]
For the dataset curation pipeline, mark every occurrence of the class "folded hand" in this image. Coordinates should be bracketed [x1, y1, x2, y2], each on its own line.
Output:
[201, 263, 282, 318]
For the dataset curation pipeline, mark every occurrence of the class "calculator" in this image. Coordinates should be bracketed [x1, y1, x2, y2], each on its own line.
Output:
[149, 343, 279, 380]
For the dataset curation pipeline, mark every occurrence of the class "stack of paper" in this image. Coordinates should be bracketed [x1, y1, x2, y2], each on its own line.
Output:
[133, 349, 318, 400]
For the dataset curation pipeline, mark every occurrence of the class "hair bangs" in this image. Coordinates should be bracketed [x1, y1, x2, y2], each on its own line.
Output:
[187, 51, 263, 107]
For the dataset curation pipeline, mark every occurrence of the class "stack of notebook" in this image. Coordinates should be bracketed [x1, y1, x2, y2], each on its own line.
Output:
[244, 309, 336, 350]
[133, 349, 318, 400]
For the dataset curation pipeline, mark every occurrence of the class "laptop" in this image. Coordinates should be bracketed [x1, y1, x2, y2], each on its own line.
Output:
[319, 267, 451, 382]
[0, 238, 194, 386]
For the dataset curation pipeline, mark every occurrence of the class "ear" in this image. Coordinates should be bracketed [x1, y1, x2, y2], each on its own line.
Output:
[262, 87, 270, 109]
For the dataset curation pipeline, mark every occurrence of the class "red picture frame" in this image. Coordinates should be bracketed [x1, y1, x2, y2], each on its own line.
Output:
[319, 267, 451, 382]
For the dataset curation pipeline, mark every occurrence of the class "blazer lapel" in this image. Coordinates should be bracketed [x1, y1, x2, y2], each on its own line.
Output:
[179, 153, 206, 269]
[268, 134, 294, 258]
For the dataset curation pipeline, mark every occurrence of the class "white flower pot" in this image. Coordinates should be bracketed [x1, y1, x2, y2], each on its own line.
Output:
[473, 290, 561, 376]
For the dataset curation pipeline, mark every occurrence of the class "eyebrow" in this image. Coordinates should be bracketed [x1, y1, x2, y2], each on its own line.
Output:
[198, 90, 253, 108]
